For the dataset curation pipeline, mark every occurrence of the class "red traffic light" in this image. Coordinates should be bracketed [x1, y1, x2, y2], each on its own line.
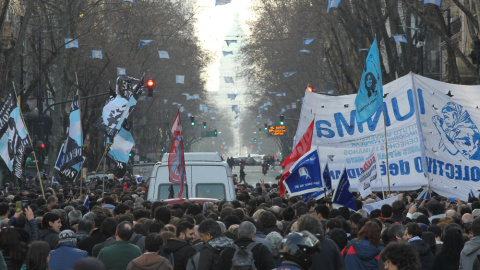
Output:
[41, 143, 45, 148]
[220, 145, 223, 149]
[147, 79, 154, 87]
[250, 145, 253, 148]
[306, 86, 313, 92]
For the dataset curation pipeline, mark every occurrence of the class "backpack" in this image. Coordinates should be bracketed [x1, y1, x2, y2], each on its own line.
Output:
[230, 242, 259, 270]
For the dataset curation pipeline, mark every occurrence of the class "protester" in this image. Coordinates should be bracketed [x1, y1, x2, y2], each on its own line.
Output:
[126, 233, 172, 270]
[22, 241, 50, 270]
[48, 230, 88, 270]
[161, 221, 196, 270]
[38, 213, 62, 249]
[404, 222, 435, 270]
[432, 227, 464, 270]
[460, 217, 480, 270]
[379, 242, 422, 270]
[343, 221, 383, 270]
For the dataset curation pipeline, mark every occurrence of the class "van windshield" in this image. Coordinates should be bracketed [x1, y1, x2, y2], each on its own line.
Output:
[158, 184, 181, 200]
[196, 184, 226, 200]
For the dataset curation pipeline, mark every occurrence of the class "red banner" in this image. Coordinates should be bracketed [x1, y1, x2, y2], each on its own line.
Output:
[168, 110, 186, 197]
[279, 120, 314, 196]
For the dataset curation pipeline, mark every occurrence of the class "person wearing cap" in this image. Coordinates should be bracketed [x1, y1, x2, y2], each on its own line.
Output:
[48, 230, 88, 270]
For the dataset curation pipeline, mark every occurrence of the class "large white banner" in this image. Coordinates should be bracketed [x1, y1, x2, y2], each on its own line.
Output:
[294, 73, 480, 200]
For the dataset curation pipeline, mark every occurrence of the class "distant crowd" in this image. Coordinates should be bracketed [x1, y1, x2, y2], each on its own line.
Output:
[0, 176, 479, 270]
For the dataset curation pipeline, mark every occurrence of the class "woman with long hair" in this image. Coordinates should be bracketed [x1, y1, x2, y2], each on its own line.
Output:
[432, 227, 464, 270]
[343, 221, 383, 270]
[38, 213, 61, 250]
[0, 228, 28, 270]
[21, 241, 50, 270]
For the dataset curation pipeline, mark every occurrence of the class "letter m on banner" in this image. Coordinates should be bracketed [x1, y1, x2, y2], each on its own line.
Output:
[168, 110, 186, 198]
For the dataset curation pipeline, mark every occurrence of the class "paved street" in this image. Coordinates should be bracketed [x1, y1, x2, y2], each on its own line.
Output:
[231, 164, 282, 187]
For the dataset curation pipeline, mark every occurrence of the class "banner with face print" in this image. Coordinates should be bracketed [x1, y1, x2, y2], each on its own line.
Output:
[294, 73, 480, 200]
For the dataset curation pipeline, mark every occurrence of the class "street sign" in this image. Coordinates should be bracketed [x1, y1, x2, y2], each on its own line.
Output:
[201, 131, 218, 137]
[268, 125, 287, 136]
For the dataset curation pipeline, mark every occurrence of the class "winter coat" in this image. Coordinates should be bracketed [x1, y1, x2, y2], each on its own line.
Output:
[126, 253, 173, 270]
[48, 242, 88, 270]
[195, 235, 233, 270]
[311, 235, 346, 270]
[460, 236, 480, 270]
[216, 237, 276, 270]
[75, 231, 90, 242]
[77, 229, 106, 256]
[343, 239, 383, 270]
[103, 232, 146, 252]
[97, 240, 142, 270]
[38, 229, 59, 250]
[161, 238, 196, 270]
[410, 239, 435, 270]
[432, 249, 460, 270]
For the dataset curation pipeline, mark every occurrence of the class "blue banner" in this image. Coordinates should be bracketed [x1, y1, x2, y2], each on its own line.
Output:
[284, 149, 323, 196]
[108, 128, 134, 163]
[332, 167, 358, 210]
[354, 37, 383, 123]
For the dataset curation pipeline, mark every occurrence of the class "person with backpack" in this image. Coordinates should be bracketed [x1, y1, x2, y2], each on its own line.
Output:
[216, 221, 276, 270]
[277, 231, 321, 270]
[187, 219, 233, 270]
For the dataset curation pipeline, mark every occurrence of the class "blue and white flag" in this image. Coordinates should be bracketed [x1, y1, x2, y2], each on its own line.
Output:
[94, 94, 136, 139]
[283, 72, 297, 78]
[363, 195, 399, 213]
[284, 149, 323, 197]
[469, 189, 476, 200]
[227, 94, 237, 100]
[176, 75, 185, 84]
[323, 163, 332, 190]
[393, 34, 407, 43]
[54, 143, 65, 171]
[92, 50, 103, 59]
[137, 176, 143, 183]
[327, 0, 342, 13]
[108, 128, 134, 163]
[123, 0, 136, 4]
[225, 40, 237, 46]
[117, 67, 126, 76]
[158, 50, 170, 59]
[302, 38, 315, 46]
[276, 93, 286, 97]
[300, 49, 310, 53]
[332, 166, 357, 210]
[224, 77, 234, 83]
[51, 176, 59, 184]
[417, 188, 431, 200]
[0, 100, 31, 178]
[424, 0, 441, 6]
[182, 93, 190, 100]
[216, 0, 231, 5]
[84, 196, 89, 210]
[223, 51, 233, 56]
[64, 38, 79, 49]
[232, 105, 239, 113]
[0, 90, 16, 132]
[302, 163, 333, 202]
[354, 37, 383, 123]
[139, 40, 154, 48]
[61, 89, 83, 170]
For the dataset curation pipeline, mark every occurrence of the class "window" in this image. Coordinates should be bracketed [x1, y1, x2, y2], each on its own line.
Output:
[196, 184, 225, 200]
[158, 184, 181, 200]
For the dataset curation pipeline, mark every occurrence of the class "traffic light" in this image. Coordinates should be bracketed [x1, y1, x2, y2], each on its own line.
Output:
[264, 124, 268, 130]
[250, 145, 253, 148]
[36, 141, 45, 152]
[203, 122, 207, 129]
[254, 138, 257, 143]
[280, 115, 285, 125]
[214, 129, 217, 135]
[220, 145, 223, 149]
[258, 128, 261, 134]
[146, 79, 154, 97]
[190, 116, 195, 126]
[306, 84, 313, 92]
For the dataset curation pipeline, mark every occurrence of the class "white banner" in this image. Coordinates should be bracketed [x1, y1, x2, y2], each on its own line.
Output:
[295, 73, 480, 200]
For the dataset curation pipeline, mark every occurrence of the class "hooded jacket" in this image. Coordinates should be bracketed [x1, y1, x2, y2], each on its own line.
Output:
[409, 239, 435, 270]
[344, 239, 383, 270]
[194, 235, 233, 270]
[48, 242, 88, 270]
[162, 238, 196, 270]
[312, 235, 346, 270]
[126, 253, 173, 270]
[459, 236, 480, 270]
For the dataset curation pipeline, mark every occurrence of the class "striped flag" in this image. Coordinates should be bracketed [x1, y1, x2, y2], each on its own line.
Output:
[416, 187, 431, 200]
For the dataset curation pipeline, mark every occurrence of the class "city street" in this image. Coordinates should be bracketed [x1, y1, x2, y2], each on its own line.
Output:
[231, 164, 282, 187]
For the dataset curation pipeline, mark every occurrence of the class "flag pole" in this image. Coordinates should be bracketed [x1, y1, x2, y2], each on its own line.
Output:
[92, 144, 109, 198]
[74, 72, 85, 198]
[13, 83, 46, 198]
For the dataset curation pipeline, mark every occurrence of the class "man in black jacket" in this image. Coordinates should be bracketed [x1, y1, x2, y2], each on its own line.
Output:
[162, 221, 196, 270]
[298, 214, 346, 270]
[188, 219, 233, 270]
[216, 221, 276, 270]
[403, 222, 434, 270]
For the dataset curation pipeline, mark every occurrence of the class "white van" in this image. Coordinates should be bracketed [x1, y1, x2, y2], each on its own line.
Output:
[147, 152, 235, 202]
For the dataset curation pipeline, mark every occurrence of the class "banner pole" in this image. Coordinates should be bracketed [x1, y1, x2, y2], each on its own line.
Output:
[13, 83, 46, 199]
[382, 102, 391, 196]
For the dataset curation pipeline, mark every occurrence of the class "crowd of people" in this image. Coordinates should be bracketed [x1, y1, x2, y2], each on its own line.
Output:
[0, 177, 479, 270]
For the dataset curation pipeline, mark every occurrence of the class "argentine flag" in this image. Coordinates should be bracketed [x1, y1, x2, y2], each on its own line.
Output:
[354, 37, 383, 124]
[327, 0, 341, 13]
[424, 0, 441, 6]
[393, 35, 407, 43]
[176, 75, 185, 84]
